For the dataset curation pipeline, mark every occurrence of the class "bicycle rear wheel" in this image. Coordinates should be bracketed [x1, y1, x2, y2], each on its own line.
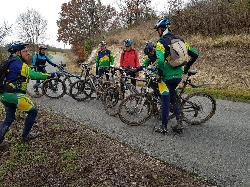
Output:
[118, 93, 152, 126]
[69, 80, 90, 101]
[42, 78, 67, 99]
[26, 79, 43, 98]
[181, 92, 216, 125]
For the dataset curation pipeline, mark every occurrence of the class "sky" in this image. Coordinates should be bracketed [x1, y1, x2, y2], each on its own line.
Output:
[0, 0, 172, 49]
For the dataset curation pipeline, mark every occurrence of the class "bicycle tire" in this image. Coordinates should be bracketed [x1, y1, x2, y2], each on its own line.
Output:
[99, 81, 113, 101]
[104, 83, 139, 116]
[69, 80, 90, 101]
[26, 79, 43, 98]
[118, 93, 152, 126]
[181, 92, 216, 125]
[42, 78, 67, 99]
[103, 86, 120, 116]
[103, 86, 120, 108]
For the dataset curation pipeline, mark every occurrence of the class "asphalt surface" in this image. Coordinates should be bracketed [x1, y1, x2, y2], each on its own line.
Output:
[33, 55, 250, 187]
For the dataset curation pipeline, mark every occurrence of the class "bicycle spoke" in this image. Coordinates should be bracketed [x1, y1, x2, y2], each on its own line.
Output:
[181, 92, 216, 125]
[42, 78, 66, 99]
[118, 93, 152, 126]
[69, 80, 90, 101]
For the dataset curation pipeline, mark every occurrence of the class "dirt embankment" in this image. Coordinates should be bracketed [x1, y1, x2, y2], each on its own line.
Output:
[104, 42, 250, 91]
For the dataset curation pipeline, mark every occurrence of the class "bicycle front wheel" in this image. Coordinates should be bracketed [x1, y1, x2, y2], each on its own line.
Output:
[42, 78, 67, 99]
[118, 93, 152, 126]
[181, 92, 216, 125]
[69, 80, 90, 101]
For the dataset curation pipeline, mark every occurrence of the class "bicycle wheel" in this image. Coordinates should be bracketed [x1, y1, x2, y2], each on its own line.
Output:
[103, 86, 120, 116]
[181, 92, 216, 125]
[69, 80, 90, 101]
[103, 86, 120, 108]
[98, 81, 113, 101]
[42, 78, 67, 99]
[26, 79, 43, 98]
[104, 83, 139, 116]
[118, 93, 152, 126]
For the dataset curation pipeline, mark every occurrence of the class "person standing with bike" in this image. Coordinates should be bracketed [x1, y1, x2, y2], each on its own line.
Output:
[120, 39, 140, 87]
[0, 42, 56, 147]
[153, 18, 199, 134]
[96, 41, 114, 81]
[32, 45, 57, 73]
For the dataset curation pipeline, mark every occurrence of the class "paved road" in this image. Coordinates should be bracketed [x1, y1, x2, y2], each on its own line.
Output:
[35, 55, 250, 187]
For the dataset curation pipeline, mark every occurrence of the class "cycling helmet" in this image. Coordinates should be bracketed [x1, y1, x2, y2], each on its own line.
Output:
[7, 42, 29, 53]
[124, 38, 132, 47]
[154, 17, 171, 29]
[144, 41, 156, 55]
[99, 41, 107, 46]
[39, 45, 47, 50]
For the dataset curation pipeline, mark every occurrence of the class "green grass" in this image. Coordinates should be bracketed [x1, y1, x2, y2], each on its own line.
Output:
[184, 86, 250, 103]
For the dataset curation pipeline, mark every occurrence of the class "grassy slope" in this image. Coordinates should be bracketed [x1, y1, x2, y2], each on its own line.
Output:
[103, 19, 250, 102]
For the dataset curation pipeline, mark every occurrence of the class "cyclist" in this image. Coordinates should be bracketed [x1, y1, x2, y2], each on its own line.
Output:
[153, 17, 199, 134]
[95, 41, 114, 81]
[32, 45, 57, 73]
[0, 42, 56, 147]
[120, 38, 140, 87]
[136, 41, 160, 94]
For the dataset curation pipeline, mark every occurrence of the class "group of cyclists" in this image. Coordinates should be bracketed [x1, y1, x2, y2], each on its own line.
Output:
[0, 17, 199, 147]
[96, 17, 199, 134]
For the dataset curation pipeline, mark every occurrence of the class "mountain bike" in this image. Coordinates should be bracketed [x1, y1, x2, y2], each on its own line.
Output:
[103, 66, 144, 116]
[26, 65, 67, 99]
[69, 66, 112, 101]
[118, 70, 216, 126]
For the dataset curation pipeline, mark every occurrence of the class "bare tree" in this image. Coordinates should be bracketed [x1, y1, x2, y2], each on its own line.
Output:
[168, 0, 184, 14]
[0, 21, 11, 45]
[15, 8, 48, 44]
[117, 0, 153, 27]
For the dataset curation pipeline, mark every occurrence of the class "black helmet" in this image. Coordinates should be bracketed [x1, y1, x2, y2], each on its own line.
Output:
[144, 41, 156, 55]
[7, 42, 29, 53]
[99, 41, 107, 46]
[39, 45, 47, 50]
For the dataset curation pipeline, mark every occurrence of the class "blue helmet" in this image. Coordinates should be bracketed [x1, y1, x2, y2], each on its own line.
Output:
[7, 42, 29, 53]
[154, 18, 171, 29]
[124, 38, 132, 47]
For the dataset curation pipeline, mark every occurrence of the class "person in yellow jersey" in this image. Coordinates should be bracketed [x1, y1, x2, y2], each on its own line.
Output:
[95, 41, 114, 80]
[153, 18, 199, 134]
[0, 42, 56, 147]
